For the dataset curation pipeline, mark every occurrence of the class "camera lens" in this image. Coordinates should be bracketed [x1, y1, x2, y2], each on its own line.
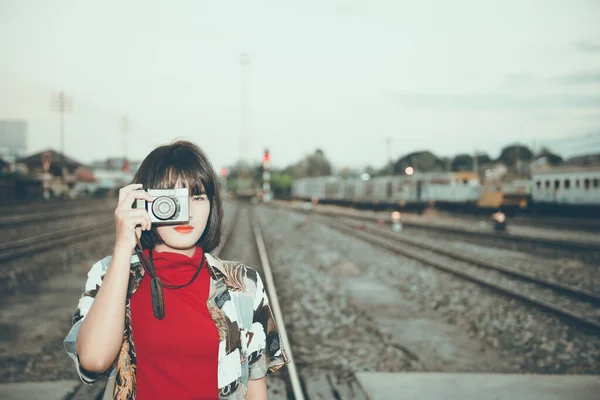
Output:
[151, 196, 178, 220]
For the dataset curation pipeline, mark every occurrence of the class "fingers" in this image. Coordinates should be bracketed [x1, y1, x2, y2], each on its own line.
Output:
[116, 188, 154, 214]
[118, 183, 143, 205]
[134, 226, 143, 241]
[117, 209, 153, 231]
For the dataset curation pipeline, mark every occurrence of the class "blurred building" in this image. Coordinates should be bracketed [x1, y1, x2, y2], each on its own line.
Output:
[479, 162, 508, 180]
[0, 120, 28, 171]
[90, 157, 140, 193]
[16, 149, 94, 199]
[564, 153, 600, 166]
[90, 157, 141, 173]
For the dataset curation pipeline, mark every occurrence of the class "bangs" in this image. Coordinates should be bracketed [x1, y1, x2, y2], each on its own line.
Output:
[151, 166, 207, 196]
[136, 143, 215, 197]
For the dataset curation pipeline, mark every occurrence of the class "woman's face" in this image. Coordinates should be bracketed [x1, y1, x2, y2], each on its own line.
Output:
[155, 178, 210, 252]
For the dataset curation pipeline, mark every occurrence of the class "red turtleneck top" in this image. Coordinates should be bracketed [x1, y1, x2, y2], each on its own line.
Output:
[130, 246, 219, 400]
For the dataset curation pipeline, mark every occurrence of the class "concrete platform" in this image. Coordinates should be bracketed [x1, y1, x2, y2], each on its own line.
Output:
[0, 380, 80, 400]
[356, 372, 600, 400]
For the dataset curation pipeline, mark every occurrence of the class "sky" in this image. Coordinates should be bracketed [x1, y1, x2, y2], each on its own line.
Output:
[1, 0, 599, 172]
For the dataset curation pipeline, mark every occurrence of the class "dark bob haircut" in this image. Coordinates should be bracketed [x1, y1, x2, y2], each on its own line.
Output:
[132, 140, 223, 252]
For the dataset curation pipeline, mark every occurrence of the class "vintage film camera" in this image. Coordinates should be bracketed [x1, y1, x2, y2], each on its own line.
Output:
[135, 188, 189, 224]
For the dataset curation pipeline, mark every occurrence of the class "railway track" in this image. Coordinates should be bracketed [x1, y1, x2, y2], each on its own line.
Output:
[491, 215, 600, 233]
[250, 205, 372, 400]
[0, 198, 112, 216]
[433, 210, 600, 234]
[247, 206, 305, 400]
[0, 220, 114, 265]
[0, 206, 114, 228]
[310, 212, 600, 334]
[284, 203, 600, 253]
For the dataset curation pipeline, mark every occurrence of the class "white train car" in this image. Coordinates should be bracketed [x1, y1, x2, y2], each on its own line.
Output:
[348, 175, 423, 209]
[341, 177, 360, 199]
[292, 175, 342, 200]
[532, 165, 600, 207]
[370, 176, 420, 204]
[291, 171, 483, 209]
[419, 171, 482, 204]
[323, 176, 344, 200]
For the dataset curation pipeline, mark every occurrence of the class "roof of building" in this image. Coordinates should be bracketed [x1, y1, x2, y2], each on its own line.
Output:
[532, 164, 600, 175]
[19, 149, 84, 168]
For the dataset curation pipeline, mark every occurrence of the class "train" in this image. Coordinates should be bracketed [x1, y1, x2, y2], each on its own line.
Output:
[291, 165, 600, 216]
[531, 165, 600, 213]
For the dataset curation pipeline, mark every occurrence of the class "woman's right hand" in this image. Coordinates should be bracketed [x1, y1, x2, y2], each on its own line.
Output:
[114, 184, 155, 252]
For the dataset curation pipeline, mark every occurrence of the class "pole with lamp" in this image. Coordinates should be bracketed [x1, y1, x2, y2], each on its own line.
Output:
[51, 92, 72, 185]
[262, 148, 271, 203]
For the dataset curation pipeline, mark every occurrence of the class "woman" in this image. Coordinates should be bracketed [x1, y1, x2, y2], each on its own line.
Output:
[64, 140, 289, 400]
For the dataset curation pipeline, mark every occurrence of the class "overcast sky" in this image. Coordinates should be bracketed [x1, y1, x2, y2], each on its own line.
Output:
[1, 0, 599, 171]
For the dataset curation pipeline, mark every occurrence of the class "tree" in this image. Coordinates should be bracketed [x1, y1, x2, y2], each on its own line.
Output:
[535, 147, 563, 165]
[270, 172, 293, 198]
[364, 165, 378, 177]
[476, 153, 492, 165]
[497, 145, 533, 166]
[285, 149, 333, 179]
[393, 151, 445, 174]
[305, 149, 332, 177]
[451, 154, 473, 171]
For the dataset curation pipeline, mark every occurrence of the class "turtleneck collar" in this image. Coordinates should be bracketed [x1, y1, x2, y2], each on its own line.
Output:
[143, 246, 205, 273]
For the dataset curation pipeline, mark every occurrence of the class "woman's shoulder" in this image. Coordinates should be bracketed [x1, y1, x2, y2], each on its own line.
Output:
[206, 253, 263, 294]
[86, 255, 112, 277]
[86, 253, 139, 279]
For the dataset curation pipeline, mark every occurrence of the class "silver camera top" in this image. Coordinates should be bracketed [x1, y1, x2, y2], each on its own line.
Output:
[146, 188, 189, 197]
[136, 187, 190, 224]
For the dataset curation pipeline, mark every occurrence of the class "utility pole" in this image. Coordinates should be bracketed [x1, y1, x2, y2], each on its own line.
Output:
[51, 92, 73, 182]
[515, 143, 521, 178]
[386, 137, 392, 175]
[262, 148, 271, 202]
[239, 53, 251, 166]
[121, 116, 130, 172]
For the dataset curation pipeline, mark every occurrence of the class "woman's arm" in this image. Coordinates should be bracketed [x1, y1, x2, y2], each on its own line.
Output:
[246, 377, 268, 400]
[245, 269, 291, 398]
[75, 245, 132, 373]
[76, 184, 153, 374]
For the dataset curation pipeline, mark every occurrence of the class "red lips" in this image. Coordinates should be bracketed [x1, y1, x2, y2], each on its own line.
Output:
[174, 225, 193, 233]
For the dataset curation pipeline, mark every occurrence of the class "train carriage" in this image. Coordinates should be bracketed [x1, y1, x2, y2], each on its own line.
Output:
[291, 163, 600, 215]
[532, 165, 600, 213]
[419, 171, 481, 205]
[292, 171, 483, 211]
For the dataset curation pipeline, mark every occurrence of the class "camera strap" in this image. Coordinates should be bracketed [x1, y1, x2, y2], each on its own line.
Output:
[134, 235, 204, 320]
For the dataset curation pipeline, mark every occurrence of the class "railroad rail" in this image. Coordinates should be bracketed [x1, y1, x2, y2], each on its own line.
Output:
[432, 210, 600, 233]
[0, 220, 114, 264]
[0, 207, 114, 228]
[249, 206, 305, 400]
[487, 215, 600, 233]
[0, 198, 112, 216]
[310, 212, 600, 334]
[283, 203, 600, 253]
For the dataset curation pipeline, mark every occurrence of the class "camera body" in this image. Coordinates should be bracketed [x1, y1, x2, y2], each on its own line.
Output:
[135, 188, 189, 224]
